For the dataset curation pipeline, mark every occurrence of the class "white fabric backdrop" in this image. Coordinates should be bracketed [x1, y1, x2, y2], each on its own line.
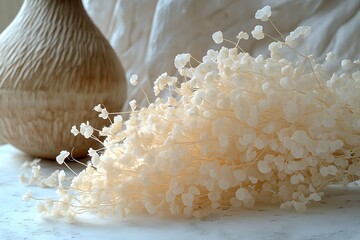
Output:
[83, 0, 360, 109]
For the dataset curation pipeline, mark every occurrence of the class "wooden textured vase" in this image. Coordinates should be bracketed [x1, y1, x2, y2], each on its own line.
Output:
[0, 0, 126, 159]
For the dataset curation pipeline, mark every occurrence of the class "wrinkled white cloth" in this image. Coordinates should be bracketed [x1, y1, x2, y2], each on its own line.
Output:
[83, 0, 360, 108]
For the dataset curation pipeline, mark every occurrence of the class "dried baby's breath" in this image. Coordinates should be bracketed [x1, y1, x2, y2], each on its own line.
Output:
[56, 151, 69, 165]
[212, 31, 224, 44]
[255, 5, 271, 22]
[236, 31, 249, 40]
[129, 74, 138, 86]
[24, 5, 360, 220]
[251, 25, 264, 40]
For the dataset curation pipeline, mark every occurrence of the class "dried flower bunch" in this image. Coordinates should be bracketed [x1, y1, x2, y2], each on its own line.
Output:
[22, 6, 360, 220]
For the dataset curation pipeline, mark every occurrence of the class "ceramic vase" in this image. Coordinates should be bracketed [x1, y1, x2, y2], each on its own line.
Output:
[0, 0, 126, 158]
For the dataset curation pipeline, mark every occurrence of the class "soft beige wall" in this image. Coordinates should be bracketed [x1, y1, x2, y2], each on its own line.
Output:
[0, 0, 22, 144]
[0, 0, 22, 32]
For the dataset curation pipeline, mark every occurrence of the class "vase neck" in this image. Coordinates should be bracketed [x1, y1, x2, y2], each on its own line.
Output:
[15, 0, 97, 32]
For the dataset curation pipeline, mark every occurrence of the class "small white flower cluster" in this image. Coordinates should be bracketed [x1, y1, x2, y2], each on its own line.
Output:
[236, 31, 249, 40]
[93, 104, 109, 120]
[19, 159, 67, 188]
[153, 72, 178, 96]
[56, 151, 70, 164]
[28, 5, 360, 219]
[174, 54, 191, 70]
[255, 5, 272, 22]
[285, 26, 311, 48]
[251, 25, 264, 40]
[71, 121, 94, 139]
[212, 31, 224, 44]
[129, 74, 138, 86]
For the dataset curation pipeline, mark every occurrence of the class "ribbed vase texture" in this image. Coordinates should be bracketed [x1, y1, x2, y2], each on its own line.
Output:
[0, 0, 126, 158]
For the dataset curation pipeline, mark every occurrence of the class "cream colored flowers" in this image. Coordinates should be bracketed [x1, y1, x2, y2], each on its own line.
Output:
[129, 74, 138, 86]
[236, 31, 249, 40]
[251, 25, 264, 40]
[255, 5, 271, 21]
[212, 31, 224, 44]
[56, 151, 69, 165]
[23, 5, 360, 220]
[174, 53, 191, 70]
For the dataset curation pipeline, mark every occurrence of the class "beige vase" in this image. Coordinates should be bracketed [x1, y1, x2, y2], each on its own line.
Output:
[0, 0, 126, 159]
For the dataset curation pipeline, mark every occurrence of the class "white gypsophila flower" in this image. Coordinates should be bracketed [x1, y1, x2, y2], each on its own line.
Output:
[255, 5, 272, 21]
[19, 159, 62, 188]
[91, 153, 100, 166]
[153, 73, 177, 96]
[56, 151, 69, 165]
[341, 59, 353, 71]
[129, 99, 137, 111]
[40, 170, 59, 188]
[93, 104, 102, 112]
[58, 170, 66, 188]
[203, 49, 219, 63]
[285, 35, 295, 48]
[99, 126, 111, 136]
[268, 42, 283, 59]
[99, 108, 109, 119]
[31, 165, 41, 179]
[111, 122, 123, 135]
[129, 74, 138, 86]
[325, 52, 336, 62]
[88, 148, 97, 157]
[268, 41, 282, 53]
[293, 26, 311, 38]
[114, 115, 123, 123]
[70, 125, 79, 136]
[251, 25, 264, 40]
[236, 31, 249, 40]
[285, 26, 312, 48]
[174, 53, 191, 70]
[79, 121, 93, 138]
[58, 170, 66, 182]
[22, 191, 32, 201]
[212, 31, 223, 44]
[36, 203, 47, 214]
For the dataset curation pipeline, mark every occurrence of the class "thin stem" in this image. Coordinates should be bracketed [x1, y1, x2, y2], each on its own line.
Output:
[269, 19, 285, 41]
[264, 33, 281, 43]
[90, 136, 105, 146]
[224, 39, 245, 53]
[110, 110, 140, 115]
[64, 162, 78, 176]
[141, 86, 151, 105]
[190, 55, 201, 64]
[69, 148, 88, 167]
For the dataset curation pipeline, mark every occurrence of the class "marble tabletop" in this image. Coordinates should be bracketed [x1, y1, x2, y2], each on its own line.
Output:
[1, 144, 360, 240]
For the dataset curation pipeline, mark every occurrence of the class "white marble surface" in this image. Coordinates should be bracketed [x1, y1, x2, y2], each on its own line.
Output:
[1, 144, 360, 240]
